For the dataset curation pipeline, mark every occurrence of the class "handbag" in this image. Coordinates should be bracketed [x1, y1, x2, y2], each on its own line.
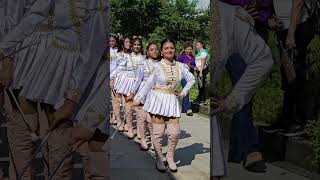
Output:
[280, 45, 297, 84]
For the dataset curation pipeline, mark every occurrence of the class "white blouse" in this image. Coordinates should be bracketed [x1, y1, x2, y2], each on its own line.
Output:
[273, 0, 309, 29]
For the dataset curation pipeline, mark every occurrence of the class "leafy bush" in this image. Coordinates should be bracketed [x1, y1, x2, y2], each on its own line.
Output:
[306, 116, 320, 166]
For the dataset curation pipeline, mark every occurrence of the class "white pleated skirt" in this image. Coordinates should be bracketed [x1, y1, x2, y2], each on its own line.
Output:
[20, 44, 80, 109]
[143, 90, 181, 118]
[135, 81, 147, 104]
[12, 31, 52, 89]
[114, 73, 135, 96]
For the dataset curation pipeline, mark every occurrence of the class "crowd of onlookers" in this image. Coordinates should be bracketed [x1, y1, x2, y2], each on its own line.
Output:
[177, 41, 211, 116]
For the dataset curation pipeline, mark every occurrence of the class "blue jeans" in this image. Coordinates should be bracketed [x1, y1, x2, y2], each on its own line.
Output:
[225, 54, 260, 163]
[181, 78, 191, 113]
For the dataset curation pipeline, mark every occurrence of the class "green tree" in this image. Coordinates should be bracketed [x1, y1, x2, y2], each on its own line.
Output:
[111, 0, 210, 45]
[110, 0, 163, 37]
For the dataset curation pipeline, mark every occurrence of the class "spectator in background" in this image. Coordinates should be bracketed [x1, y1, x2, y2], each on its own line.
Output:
[221, 0, 274, 171]
[194, 41, 210, 104]
[221, 0, 273, 41]
[211, 1, 274, 177]
[264, 0, 315, 135]
[178, 41, 196, 116]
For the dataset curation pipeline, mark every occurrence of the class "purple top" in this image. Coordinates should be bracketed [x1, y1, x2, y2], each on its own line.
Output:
[221, 0, 273, 28]
[178, 52, 196, 73]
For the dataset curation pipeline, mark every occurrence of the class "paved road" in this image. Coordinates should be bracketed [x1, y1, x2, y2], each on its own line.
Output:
[109, 113, 211, 180]
[1, 110, 318, 180]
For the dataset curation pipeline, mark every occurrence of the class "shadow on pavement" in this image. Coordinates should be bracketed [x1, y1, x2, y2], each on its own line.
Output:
[175, 143, 210, 167]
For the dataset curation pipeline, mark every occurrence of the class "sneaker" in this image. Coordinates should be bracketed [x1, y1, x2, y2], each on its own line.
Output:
[262, 121, 286, 133]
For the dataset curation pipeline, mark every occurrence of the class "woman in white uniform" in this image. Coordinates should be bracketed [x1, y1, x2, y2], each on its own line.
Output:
[0, 1, 107, 179]
[133, 42, 159, 150]
[110, 34, 120, 125]
[133, 38, 195, 172]
[111, 36, 143, 139]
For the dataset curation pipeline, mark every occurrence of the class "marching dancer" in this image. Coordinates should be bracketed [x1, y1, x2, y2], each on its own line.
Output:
[0, 0, 53, 179]
[133, 38, 195, 172]
[0, 1, 107, 179]
[110, 34, 120, 125]
[111, 36, 143, 139]
[133, 42, 160, 150]
[73, 59, 109, 180]
[110, 35, 128, 132]
[69, 1, 109, 179]
[210, 1, 273, 179]
[130, 36, 145, 139]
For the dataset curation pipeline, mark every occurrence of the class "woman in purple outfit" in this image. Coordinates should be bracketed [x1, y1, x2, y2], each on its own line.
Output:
[178, 41, 196, 116]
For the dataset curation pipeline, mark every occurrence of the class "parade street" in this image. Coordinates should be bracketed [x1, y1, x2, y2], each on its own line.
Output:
[110, 113, 316, 180]
[1, 112, 318, 179]
[110, 113, 210, 180]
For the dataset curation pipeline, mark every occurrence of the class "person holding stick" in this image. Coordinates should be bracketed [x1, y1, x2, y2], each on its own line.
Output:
[210, 0, 274, 178]
[0, 1, 108, 179]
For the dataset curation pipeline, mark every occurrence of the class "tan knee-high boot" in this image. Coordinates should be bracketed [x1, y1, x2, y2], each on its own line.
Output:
[7, 112, 37, 180]
[152, 123, 166, 171]
[112, 93, 122, 127]
[135, 107, 141, 139]
[147, 122, 154, 150]
[47, 123, 73, 180]
[137, 108, 148, 150]
[124, 101, 134, 138]
[87, 151, 108, 180]
[166, 123, 180, 172]
[146, 113, 153, 150]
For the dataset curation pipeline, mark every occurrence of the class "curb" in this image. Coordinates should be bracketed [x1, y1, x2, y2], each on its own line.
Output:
[213, 111, 320, 175]
[191, 103, 209, 117]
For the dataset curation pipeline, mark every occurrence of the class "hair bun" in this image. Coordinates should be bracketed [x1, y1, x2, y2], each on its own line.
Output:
[133, 35, 142, 40]
[119, 34, 123, 40]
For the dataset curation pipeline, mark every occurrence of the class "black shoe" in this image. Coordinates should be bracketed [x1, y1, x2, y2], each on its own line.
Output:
[244, 160, 267, 173]
[186, 109, 193, 116]
[169, 168, 178, 173]
[280, 124, 305, 137]
[155, 161, 166, 173]
[243, 152, 266, 173]
[263, 121, 286, 133]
